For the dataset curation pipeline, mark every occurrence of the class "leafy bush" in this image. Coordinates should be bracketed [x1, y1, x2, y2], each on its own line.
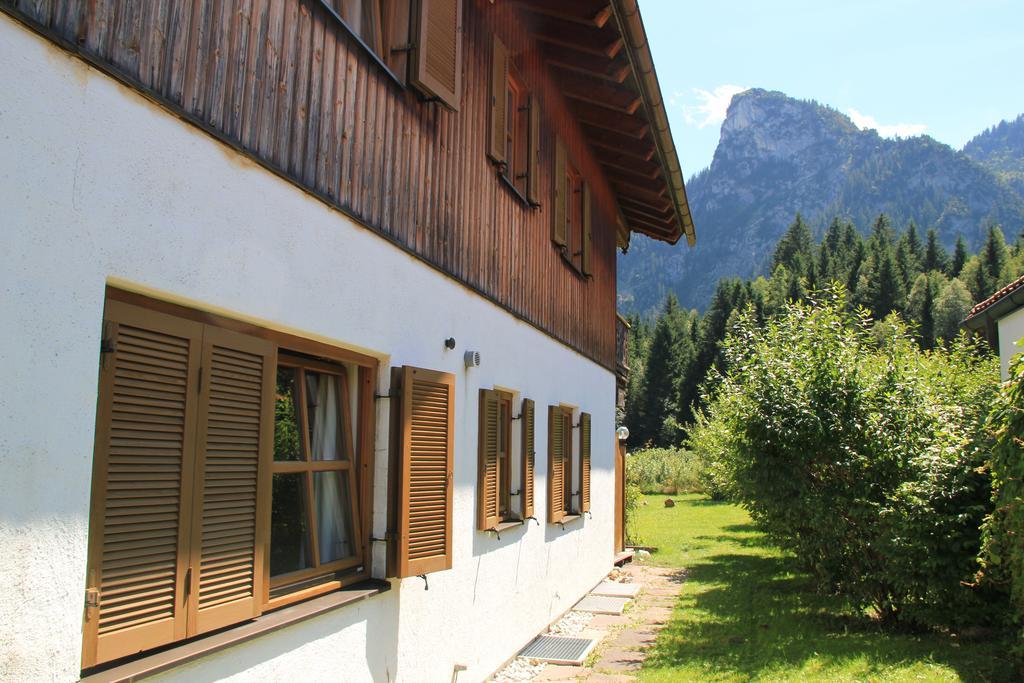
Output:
[981, 354, 1024, 656]
[627, 447, 703, 494]
[691, 288, 1002, 629]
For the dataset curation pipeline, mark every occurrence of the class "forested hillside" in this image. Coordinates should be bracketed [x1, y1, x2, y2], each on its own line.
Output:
[623, 214, 1024, 447]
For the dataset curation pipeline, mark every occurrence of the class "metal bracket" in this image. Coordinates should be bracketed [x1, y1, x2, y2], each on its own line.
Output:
[418, 574, 429, 590]
[526, 516, 539, 526]
[487, 526, 502, 541]
[99, 338, 116, 355]
[374, 393, 394, 401]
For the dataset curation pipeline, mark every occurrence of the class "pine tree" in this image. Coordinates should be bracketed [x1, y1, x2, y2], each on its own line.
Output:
[981, 225, 1010, 291]
[923, 228, 950, 273]
[637, 295, 687, 446]
[773, 214, 815, 277]
[951, 235, 969, 277]
[900, 221, 924, 272]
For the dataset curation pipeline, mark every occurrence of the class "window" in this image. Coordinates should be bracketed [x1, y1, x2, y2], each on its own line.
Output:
[323, 0, 463, 111]
[547, 406, 591, 524]
[489, 36, 541, 204]
[82, 292, 376, 670]
[270, 357, 362, 599]
[478, 389, 535, 531]
[552, 139, 593, 276]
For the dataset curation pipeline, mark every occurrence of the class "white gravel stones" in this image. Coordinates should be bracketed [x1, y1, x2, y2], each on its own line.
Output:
[547, 608, 593, 637]
[491, 656, 546, 682]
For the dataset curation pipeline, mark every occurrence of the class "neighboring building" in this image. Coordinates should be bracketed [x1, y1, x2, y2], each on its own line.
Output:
[963, 274, 1024, 380]
[0, 1, 694, 681]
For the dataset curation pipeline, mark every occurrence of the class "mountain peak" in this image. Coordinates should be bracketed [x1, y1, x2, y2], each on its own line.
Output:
[618, 90, 1024, 315]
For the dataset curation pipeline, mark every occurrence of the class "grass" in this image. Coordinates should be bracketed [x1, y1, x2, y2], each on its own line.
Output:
[631, 494, 1017, 683]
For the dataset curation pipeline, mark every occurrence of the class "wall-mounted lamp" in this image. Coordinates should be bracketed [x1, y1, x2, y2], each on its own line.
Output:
[444, 337, 456, 350]
[464, 350, 481, 368]
[616, 426, 630, 441]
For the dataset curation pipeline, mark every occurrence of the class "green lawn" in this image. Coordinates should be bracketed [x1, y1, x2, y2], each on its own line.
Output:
[632, 494, 1016, 683]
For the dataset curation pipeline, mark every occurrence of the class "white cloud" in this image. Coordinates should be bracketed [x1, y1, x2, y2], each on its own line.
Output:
[847, 108, 927, 138]
[673, 85, 748, 129]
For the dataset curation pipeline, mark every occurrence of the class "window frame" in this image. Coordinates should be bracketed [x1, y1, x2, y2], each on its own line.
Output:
[84, 288, 379, 671]
[318, 0, 412, 88]
[561, 163, 585, 275]
[267, 354, 366, 606]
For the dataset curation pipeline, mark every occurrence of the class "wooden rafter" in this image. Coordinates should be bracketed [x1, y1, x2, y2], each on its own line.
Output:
[544, 45, 631, 83]
[515, 0, 612, 28]
[532, 19, 624, 59]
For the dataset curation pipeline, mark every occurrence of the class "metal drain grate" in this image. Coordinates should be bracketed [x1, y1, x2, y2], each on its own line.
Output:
[519, 635, 597, 665]
[574, 595, 630, 614]
[592, 581, 640, 598]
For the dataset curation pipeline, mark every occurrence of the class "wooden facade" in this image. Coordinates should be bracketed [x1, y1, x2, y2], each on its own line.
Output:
[2, 0, 690, 371]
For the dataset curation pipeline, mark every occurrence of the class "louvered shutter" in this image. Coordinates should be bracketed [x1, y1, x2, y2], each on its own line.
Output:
[477, 389, 500, 530]
[547, 406, 565, 524]
[521, 398, 535, 519]
[187, 327, 274, 635]
[412, 0, 463, 111]
[527, 96, 542, 205]
[552, 140, 567, 247]
[489, 36, 509, 164]
[83, 301, 203, 668]
[580, 412, 592, 513]
[581, 182, 593, 276]
[397, 365, 455, 576]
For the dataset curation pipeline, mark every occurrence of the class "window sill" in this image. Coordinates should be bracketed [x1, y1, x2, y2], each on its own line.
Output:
[497, 170, 536, 208]
[558, 514, 583, 527]
[558, 248, 589, 280]
[81, 579, 391, 683]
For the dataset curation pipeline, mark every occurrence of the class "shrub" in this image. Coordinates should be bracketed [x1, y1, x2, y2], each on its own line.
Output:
[693, 288, 1002, 629]
[626, 447, 702, 494]
[981, 354, 1024, 657]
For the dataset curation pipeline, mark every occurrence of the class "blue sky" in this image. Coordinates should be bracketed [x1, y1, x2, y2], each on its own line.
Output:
[641, 0, 1024, 178]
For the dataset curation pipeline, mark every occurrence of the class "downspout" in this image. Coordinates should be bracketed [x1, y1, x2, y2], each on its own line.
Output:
[609, 0, 696, 247]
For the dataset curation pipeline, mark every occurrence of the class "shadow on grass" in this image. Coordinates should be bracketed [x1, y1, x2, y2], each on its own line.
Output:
[647, 550, 1017, 682]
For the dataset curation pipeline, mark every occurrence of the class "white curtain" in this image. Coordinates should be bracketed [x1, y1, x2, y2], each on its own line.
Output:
[309, 374, 351, 563]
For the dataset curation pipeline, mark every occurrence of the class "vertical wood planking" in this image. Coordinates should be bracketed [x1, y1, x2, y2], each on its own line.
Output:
[5, 0, 622, 369]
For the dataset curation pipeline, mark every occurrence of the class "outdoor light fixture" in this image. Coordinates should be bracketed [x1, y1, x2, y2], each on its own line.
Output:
[444, 337, 456, 350]
[616, 426, 630, 441]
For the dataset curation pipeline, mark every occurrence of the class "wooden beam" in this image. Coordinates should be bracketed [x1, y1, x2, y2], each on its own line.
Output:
[603, 165, 663, 188]
[544, 46, 631, 83]
[613, 182, 669, 206]
[584, 129, 656, 161]
[620, 202, 675, 225]
[560, 76, 641, 115]
[596, 151, 662, 179]
[573, 102, 649, 139]
[619, 194, 673, 215]
[531, 19, 624, 59]
[515, 0, 612, 28]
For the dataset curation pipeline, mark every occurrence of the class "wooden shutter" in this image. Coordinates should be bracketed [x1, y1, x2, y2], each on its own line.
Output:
[581, 182, 593, 276]
[187, 327, 274, 635]
[412, 0, 463, 111]
[580, 412, 592, 513]
[396, 365, 455, 576]
[547, 405, 565, 524]
[488, 35, 509, 164]
[527, 96, 542, 205]
[552, 140, 567, 247]
[477, 389, 501, 530]
[521, 398, 535, 519]
[83, 301, 203, 668]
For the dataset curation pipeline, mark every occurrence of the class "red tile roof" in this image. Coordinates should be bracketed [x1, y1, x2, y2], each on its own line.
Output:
[968, 273, 1024, 318]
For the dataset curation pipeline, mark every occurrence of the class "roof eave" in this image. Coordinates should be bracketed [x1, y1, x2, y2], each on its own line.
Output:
[610, 0, 696, 247]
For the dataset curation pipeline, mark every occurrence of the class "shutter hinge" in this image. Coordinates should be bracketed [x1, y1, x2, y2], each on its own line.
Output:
[526, 516, 539, 526]
[85, 588, 100, 610]
[99, 338, 116, 355]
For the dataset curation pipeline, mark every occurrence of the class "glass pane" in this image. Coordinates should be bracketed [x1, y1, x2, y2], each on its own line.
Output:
[270, 473, 312, 576]
[306, 371, 347, 461]
[274, 367, 303, 461]
[314, 471, 356, 564]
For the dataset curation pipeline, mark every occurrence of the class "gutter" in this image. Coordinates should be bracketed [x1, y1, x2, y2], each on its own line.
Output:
[610, 0, 696, 247]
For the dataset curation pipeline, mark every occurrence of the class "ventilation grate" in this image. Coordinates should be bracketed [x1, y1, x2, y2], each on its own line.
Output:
[574, 595, 630, 614]
[519, 635, 597, 665]
[592, 581, 641, 598]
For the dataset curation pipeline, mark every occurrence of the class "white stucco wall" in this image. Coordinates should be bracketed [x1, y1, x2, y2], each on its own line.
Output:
[0, 17, 617, 682]
[997, 306, 1024, 380]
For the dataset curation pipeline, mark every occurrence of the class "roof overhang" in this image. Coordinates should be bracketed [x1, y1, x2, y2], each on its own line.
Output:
[516, 0, 696, 249]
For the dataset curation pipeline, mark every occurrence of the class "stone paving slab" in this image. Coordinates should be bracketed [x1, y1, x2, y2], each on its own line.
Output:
[586, 614, 631, 628]
[591, 581, 641, 598]
[574, 595, 630, 615]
